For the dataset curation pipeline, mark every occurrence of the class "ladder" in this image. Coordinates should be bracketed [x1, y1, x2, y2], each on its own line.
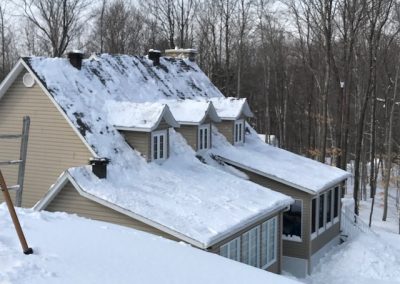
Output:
[0, 116, 30, 206]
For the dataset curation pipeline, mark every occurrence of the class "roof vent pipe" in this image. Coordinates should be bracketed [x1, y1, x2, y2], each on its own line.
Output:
[148, 49, 161, 66]
[89, 158, 110, 179]
[68, 50, 84, 70]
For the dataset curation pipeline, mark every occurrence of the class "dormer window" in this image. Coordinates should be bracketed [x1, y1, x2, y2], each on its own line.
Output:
[152, 130, 167, 161]
[198, 124, 211, 150]
[234, 119, 244, 144]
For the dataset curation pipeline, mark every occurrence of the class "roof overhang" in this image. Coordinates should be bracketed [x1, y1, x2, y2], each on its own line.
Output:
[0, 59, 25, 100]
[217, 155, 350, 195]
[212, 98, 254, 120]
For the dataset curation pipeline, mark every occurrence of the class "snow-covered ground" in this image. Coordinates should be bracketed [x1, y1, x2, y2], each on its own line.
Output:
[302, 172, 400, 284]
[0, 205, 300, 284]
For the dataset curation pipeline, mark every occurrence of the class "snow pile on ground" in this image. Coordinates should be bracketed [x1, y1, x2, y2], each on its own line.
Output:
[0, 205, 300, 284]
[210, 126, 350, 193]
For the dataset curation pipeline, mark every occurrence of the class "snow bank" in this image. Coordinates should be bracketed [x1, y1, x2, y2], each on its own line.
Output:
[0, 205, 300, 284]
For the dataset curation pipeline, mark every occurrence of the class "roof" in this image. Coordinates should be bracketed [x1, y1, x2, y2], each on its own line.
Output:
[15, 54, 292, 248]
[210, 126, 350, 194]
[165, 100, 220, 125]
[209, 97, 254, 120]
[106, 101, 179, 131]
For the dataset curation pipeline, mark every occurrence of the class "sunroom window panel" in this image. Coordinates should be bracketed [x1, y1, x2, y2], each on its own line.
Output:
[261, 222, 268, 266]
[241, 231, 249, 264]
[229, 238, 240, 261]
[311, 198, 317, 234]
[319, 195, 325, 229]
[283, 200, 302, 240]
[326, 190, 332, 224]
[334, 187, 339, 219]
[220, 244, 228, 258]
[248, 227, 259, 267]
[268, 218, 276, 263]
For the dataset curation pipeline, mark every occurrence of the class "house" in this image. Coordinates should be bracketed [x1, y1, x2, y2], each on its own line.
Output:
[0, 52, 293, 274]
[202, 105, 350, 277]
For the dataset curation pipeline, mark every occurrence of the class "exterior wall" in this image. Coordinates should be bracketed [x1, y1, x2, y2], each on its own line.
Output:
[0, 71, 92, 207]
[177, 125, 197, 150]
[210, 211, 283, 274]
[46, 181, 180, 241]
[215, 120, 234, 144]
[121, 131, 150, 161]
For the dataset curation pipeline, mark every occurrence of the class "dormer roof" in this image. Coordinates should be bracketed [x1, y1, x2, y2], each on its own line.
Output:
[209, 97, 254, 120]
[107, 101, 179, 132]
[165, 100, 221, 125]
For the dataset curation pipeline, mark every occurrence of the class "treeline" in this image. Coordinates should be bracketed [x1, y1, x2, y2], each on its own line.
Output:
[1, 0, 400, 217]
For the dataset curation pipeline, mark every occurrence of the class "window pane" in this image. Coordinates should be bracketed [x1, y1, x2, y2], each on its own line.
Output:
[261, 222, 267, 266]
[199, 129, 203, 149]
[326, 190, 332, 224]
[319, 195, 325, 229]
[241, 232, 249, 264]
[334, 187, 339, 218]
[204, 128, 208, 149]
[239, 123, 242, 141]
[159, 135, 164, 159]
[283, 200, 302, 239]
[220, 244, 228, 258]
[153, 135, 158, 160]
[312, 198, 317, 234]
[229, 238, 240, 261]
[268, 218, 276, 263]
[249, 227, 259, 267]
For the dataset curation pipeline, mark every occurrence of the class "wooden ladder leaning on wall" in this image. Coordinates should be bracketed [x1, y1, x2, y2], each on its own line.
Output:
[0, 116, 33, 254]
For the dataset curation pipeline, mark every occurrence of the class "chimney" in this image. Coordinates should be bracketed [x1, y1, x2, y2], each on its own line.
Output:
[165, 48, 197, 62]
[68, 50, 84, 70]
[148, 49, 161, 66]
[89, 157, 110, 179]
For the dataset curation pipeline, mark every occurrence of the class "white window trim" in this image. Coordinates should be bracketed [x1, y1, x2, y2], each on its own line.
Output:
[151, 130, 167, 162]
[282, 199, 303, 242]
[198, 124, 211, 151]
[234, 119, 245, 145]
[311, 197, 318, 240]
[261, 216, 278, 269]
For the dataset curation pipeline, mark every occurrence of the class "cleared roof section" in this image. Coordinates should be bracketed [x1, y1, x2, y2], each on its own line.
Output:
[210, 97, 254, 120]
[106, 101, 179, 132]
[165, 100, 221, 125]
[210, 126, 350, 194]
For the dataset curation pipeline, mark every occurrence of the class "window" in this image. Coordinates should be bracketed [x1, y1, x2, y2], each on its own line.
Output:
[283, 199, 302, 241]
[261, 217, 277, 268]
[311, 198, 317, 238]
[151, 130, 167, 161]
[198, 124, 211, 150]
[334, 187, 340, 222]
[318, 194, 325, 233]
[242, 226, 260, 267]
[220, 237, 240, 261]
[234, 119, 244, 144]
[326, 190, 332, 227]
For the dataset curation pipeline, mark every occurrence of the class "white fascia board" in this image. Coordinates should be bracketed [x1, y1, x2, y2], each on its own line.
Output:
[0, 60, 25, 100]
[177, 121, 200, 126]
[205, 102, 222, 123]
[18, 59, 98, 158]
[115, 126, 152, 132]
[218, 156, 318, 195]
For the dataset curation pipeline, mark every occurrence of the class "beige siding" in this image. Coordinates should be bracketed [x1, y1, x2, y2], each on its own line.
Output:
[121, 131, 150, 161]
[177, 125, 197, 150]
[0, 71, 92, 207]
[215, 120, 234, 144]
[46, 181, 179, 241]
[311, 222, 340, 254]
[211, 211, 283, 274]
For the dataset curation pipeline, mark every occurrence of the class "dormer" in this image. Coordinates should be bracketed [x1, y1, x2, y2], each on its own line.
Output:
[107, 101, 179, 162]
[210, 97, 254, 145]
[166, 100, 221, 152]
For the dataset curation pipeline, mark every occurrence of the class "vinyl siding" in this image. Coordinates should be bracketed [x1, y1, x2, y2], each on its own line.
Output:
[311, 221, 340, 254]
[231, 167, 312, 261]
[177, 125, 197, 150]
[46, 181, 179, 241]
[211, 211, 283, 274]
[0, 71, 92, 207]
[121, 131, 150, 161]
[215, 120, 234, 144]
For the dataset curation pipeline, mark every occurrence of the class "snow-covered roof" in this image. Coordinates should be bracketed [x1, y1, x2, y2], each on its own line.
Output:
[210, 126, 350, 194]
[1, 206, 301, 284]
[21, 55, 292, 248]
[106, 101, 179, 131]
[210, 97, 254, 120]
[164, 100, 220, 125]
